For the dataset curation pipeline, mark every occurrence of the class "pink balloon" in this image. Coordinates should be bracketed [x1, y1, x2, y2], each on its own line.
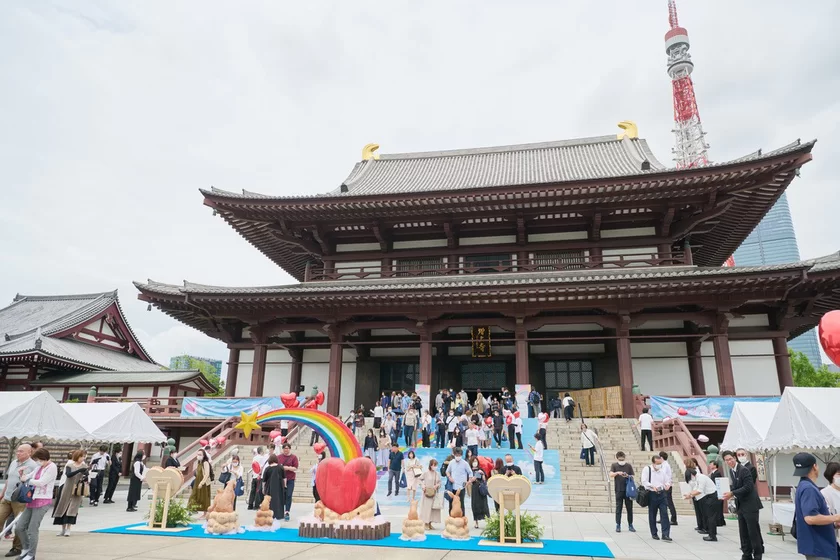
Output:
[269, 430, 281, 440]
[538, 412, 548, 423]
[513, 410, 521, 419]
[677, 408, 688, 416]
[697, 434, 709, 443]
[199, 439, 209, 447]
[819, 310, 840, 367]
[215, 436, 226, 445]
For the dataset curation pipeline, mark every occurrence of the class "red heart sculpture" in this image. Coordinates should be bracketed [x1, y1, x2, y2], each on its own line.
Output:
[280, 393, 299, 408]
[819, 310, 840, 367]
[315, 391, 325, 406]
[315, 457, 376, 514]
[313, 442, 326, 455]
[677, 407, 688, 416]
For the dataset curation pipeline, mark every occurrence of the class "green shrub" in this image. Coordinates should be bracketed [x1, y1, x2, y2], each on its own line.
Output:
[145, 498, 197, 528]
[481, 510, 544, 542]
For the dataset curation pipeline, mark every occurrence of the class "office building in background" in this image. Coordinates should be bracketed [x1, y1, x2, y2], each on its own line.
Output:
[733, 194, 823, 366]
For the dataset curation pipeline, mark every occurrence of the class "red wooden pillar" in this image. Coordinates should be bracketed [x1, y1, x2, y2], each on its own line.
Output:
[225, 347, 240, 396]
[713, 315, 736, 395]
[772, 337, 794, 390]
[289, 347, 303, 393]
[686, 339, 706, 395]
[250, 344, 267, 397]
[617, 316, 635, 418]
[419, 331, 432, 386]
[326, 332, 344, 416]
[515, 320, 529, 385]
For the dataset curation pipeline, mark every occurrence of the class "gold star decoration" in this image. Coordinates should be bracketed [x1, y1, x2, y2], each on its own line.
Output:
[235, 410, 260, 438]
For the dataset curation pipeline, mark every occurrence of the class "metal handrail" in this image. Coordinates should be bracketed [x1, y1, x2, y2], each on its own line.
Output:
[578, 403, 613, 513]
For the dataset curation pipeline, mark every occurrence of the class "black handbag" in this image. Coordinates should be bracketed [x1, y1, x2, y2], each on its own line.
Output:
[635, 466, 651, 508]
[218, 471, 231, 485]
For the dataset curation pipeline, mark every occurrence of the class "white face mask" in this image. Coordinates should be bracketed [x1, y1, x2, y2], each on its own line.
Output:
[834, 475, 840, 487]
[454, 457, 462, 462]
[653, 464, 662, 471]
[737, 455, 749, 464]
[505, 462, 514, 467]
[617, 460, 626, 466]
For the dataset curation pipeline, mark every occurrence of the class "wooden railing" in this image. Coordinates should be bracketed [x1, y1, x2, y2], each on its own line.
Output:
[567, 386, 623, 418]
[93, 396, 186, 417]
[653, 416, 709, 473]
[307, 252, 688, 281]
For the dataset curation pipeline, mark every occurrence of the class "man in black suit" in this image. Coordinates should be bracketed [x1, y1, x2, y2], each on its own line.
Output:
[722, 450, 764, 560]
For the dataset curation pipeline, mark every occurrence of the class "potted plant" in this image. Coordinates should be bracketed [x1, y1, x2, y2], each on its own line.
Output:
[481, 510, 544, 543]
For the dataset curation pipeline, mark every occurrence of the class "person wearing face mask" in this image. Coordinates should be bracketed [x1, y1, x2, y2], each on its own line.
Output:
[707, 460, 727, 528]
[188, 449, 213, 518]
[468, 457, 489, 528]
[502, 454, 522, 477]
[793, 453, 840, 560]
[445, 447, 472, 514]
[722, 450, 763, 560]
[609, 451, 635, 533]
[682, 467, 719, 542]
[641, 455, 672, 542]
[126, 451, 146, 512]
[658, 451, 678, 526]
[225, 454, 244, 510]
[819, 461, 840, 558]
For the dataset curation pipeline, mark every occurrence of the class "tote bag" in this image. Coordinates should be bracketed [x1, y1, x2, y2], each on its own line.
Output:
[635, 466, 650, 508]
[625, 476, 639, 500]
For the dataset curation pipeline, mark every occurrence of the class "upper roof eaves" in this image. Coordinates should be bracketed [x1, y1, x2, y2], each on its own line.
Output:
[0, 291, 117, 340]
[200, 136, 813, 202]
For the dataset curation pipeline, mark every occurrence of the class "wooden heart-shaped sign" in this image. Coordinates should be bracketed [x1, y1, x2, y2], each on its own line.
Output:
[486, 474, 532, 508]
[145, 466, 184, 490]
[315, 457, 376, 515]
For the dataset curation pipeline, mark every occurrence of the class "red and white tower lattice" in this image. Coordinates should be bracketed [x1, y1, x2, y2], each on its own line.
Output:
[665, 0, 709, 168]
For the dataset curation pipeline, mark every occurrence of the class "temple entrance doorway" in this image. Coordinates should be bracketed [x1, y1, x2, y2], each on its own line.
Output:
[459, 361, 509, 404]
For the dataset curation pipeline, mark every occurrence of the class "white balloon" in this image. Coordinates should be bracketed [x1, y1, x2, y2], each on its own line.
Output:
[697, 434, 709, 443]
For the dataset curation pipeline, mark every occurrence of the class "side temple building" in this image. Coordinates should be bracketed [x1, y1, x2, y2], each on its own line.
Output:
[135, 129, 840, 418]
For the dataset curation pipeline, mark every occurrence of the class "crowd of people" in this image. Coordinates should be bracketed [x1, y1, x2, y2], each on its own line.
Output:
[241, 442, 300, 523]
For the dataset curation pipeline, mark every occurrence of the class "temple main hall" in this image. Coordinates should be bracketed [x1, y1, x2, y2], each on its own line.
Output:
[136, 127, 840, 417]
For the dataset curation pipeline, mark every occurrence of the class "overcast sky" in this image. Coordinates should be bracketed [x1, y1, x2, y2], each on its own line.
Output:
[2, 1, 837, 375]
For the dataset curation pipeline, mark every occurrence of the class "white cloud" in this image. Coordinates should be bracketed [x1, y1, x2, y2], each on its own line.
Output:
[1, 0, 838, 367]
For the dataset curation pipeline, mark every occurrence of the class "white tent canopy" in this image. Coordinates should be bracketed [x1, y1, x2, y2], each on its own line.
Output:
[0, 391, 90, 442]
[720, 401, 778, 452]
[760, 387, 840, 453]
[61, 402, 165, 443]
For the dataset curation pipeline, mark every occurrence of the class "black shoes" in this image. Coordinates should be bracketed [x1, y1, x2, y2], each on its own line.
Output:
[703, 536, 717, 542]
[662, 536, 673, 542]
[651, 535, 660, 540]
[5, 549, 21, 558]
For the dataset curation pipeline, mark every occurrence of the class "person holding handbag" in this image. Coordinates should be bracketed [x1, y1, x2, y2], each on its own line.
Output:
[52, 449, 88, 537]
[225, 455, 244, 511]
[469, 457, 490, 528]
[419, 459, 442, 530]
[0, 443, 37, 558]
[15, 447, 57, 560]
[404, 450, 422, 503]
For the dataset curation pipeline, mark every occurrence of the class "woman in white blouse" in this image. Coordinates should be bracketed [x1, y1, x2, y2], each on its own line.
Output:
[15, 447, 58, 560]
[580, 423, 598, 466]
[404, 450, 422, 502]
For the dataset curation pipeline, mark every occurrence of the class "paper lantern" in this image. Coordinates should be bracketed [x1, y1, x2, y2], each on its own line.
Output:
[819, 310, 840, 367]
[280, 393, 299, 408]
[315, 457, 376, 515]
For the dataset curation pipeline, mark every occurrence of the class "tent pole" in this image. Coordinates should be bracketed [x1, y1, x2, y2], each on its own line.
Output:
[771, 454, 777, 524]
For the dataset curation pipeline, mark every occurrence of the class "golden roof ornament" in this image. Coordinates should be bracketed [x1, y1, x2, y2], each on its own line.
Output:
[617, 121, 639, 140]
[361, 143, 380, 161]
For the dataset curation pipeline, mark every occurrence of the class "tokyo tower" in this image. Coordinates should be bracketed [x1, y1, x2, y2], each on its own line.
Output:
[665, 0, 709, 168]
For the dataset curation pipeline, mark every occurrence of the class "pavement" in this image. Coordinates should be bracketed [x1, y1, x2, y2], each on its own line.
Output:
[3, 484, 804, 559]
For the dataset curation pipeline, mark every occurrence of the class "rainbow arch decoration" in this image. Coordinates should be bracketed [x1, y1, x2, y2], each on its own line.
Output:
[234, 409, 361, 461]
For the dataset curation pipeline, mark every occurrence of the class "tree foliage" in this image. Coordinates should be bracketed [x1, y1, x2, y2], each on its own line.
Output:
[172, 355, 225, 396]
[790, 350, 840, 388]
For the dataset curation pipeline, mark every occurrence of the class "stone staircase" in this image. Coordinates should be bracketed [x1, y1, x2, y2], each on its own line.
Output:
[549, 418, 695, 517]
